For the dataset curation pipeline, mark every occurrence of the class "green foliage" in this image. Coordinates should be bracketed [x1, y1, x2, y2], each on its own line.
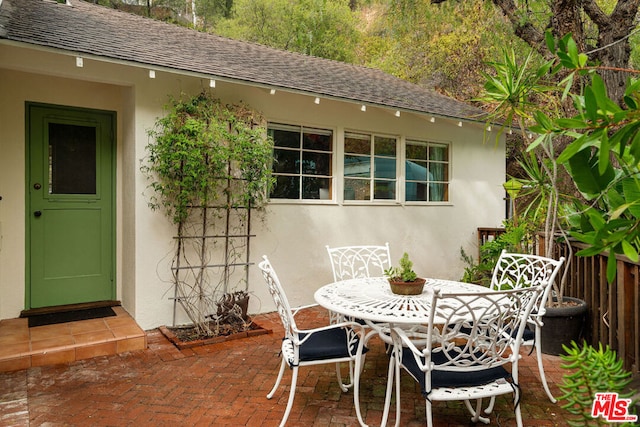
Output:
[530, 33, 640, 282]
[361, 0, 532, 100]
[478, 49, 556, 132]
[384, 252, 418, 282]
[216, 0, 360, 62]
[195, 0, 233, 30]
[460, 220, 535, 286]
[559, 341, 635, 426]
[142, 91, 274, 225]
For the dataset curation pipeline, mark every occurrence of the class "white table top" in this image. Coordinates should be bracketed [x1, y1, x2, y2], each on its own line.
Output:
[314, 276, 487, 324]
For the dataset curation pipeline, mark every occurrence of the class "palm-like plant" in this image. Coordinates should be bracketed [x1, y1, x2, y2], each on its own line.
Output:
[477, 45, 574, 305]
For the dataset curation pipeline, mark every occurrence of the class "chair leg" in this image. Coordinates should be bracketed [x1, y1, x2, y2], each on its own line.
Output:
[278, 365, 299, 427]
[353, 346, 368, 427]
[267, 358, 287, 399]
[535, 328, 556, 402]
[464, 399, 490, 424]
[484, 396, 496, 414]
[514, 387, 524, 427]
[381, 352, 401, 427]
[426, 399, 434, 427]
[334, 361, 353, 392]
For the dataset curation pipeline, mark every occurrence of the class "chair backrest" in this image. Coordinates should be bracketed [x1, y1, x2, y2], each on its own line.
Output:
[326, 243, 391, 281]
[419, 286, 542, 373]
[258, 256, 297, 341]
[489, 250, 565, 317]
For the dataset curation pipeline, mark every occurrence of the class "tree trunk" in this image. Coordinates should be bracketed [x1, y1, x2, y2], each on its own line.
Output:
[584, 0, 640, 103]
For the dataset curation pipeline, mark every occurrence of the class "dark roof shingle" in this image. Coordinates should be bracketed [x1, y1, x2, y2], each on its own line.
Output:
[0, 0, 486, 121]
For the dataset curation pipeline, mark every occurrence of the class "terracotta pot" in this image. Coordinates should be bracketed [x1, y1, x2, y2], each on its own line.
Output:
[389, 277, 426, 295]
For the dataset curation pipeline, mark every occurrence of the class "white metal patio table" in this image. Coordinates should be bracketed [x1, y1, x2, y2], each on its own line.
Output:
[314, 276, 487, 427]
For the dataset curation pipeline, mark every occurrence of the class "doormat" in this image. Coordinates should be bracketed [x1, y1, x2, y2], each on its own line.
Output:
[28, 307, 117, 328]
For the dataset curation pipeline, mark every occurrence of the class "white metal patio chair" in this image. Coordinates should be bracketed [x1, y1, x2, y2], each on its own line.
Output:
[489, 250, 565, 403]
[258, 256, 368, 427]
[325, 243, 392, 283]
[325, 243, 391, 325]
[325, 243, 392, 375]
[384, 286, 542, 427]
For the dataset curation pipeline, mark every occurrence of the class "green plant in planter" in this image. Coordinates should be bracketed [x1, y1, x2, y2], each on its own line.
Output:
[559, 341, 636, 426]
[384, 252, 418, 282]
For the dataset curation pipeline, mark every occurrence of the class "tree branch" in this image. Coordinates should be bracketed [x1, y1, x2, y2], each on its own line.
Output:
[582, 0, 609, 28]
[491, 0, 548, 57]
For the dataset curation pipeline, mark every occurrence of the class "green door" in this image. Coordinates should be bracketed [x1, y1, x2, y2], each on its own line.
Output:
[27, 103, 115, 308]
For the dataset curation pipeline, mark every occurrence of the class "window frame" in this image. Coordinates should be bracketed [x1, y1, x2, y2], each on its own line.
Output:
[403, 138, 451, 205]
[268, 122, 335, 203]
[266, 122, 452, 205]
[342, 131, 399, 204]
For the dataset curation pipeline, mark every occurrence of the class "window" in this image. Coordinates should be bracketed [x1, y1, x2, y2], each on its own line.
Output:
[405, 140, 449, 202]
[269, 123, 333, 200]
[344, 133, 397, 201]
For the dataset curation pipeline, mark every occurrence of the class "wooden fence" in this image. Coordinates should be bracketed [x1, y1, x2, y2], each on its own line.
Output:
[478, 228, 640, 374]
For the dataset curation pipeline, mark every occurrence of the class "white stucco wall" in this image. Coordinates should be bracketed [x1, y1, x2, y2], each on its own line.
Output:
[0, 43, 506, 330]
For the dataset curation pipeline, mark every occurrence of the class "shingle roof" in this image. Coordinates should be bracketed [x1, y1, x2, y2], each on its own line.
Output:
[0, 0, 486, 122]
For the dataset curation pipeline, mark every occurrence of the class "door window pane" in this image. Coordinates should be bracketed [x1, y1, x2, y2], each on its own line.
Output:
[48, 123, 96, 195]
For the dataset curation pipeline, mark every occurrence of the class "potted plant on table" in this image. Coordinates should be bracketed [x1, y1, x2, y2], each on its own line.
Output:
[384, 252, 426, 295]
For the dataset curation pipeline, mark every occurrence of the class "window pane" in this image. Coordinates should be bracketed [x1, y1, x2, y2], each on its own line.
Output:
[374, 136, 396, 156]
[430, 144, 448, 161]
[430, 182, 448, 202]
[345, 134, 370, 154]
[273, 148, 299, 174]
[271, 175, 299, 199]
[406, 144, 427, 160]
[430, 163, 448, 181]
[406, 182, 427, 201]
[302, 151, 331, 175]
[344, 178, 370, 200]
[406, 160, 428, 181]
[271, 128, 300, 148]
[302, 177, 331, 199]
[344, 155, 371, 177]
[374, 180, 395, 199]
[49, 123, 96, 195]
[303, 130, 331, 151]
[374, 157, 396, 179]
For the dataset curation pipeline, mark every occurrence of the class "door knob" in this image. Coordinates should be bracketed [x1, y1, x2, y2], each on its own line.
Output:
[34, 211, 42, 217]
[33, 183, 41, 190]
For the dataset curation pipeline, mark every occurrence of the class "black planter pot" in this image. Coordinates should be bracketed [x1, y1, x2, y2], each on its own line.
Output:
[540, 296, 588, 356]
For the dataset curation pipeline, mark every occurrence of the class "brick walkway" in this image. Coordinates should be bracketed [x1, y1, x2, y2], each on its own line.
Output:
[0, 307, 573, 426]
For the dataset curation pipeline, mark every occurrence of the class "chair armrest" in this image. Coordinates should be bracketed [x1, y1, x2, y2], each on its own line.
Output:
[390, 326, 429, 360]
[291, 303, 319, 317]
[294, 321, 366, 346]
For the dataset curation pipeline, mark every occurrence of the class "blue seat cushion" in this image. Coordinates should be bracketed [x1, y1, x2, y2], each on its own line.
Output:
[297, 328, 368, 362]
[522, 326, 535, 342]
[400, 346, 511, 397]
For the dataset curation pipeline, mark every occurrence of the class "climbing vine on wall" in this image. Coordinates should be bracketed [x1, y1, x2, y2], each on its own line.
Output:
[142, 91, 274, 336]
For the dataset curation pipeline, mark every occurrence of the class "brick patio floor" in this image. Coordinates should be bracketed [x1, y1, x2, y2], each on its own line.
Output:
[0, 306, 574, 426]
